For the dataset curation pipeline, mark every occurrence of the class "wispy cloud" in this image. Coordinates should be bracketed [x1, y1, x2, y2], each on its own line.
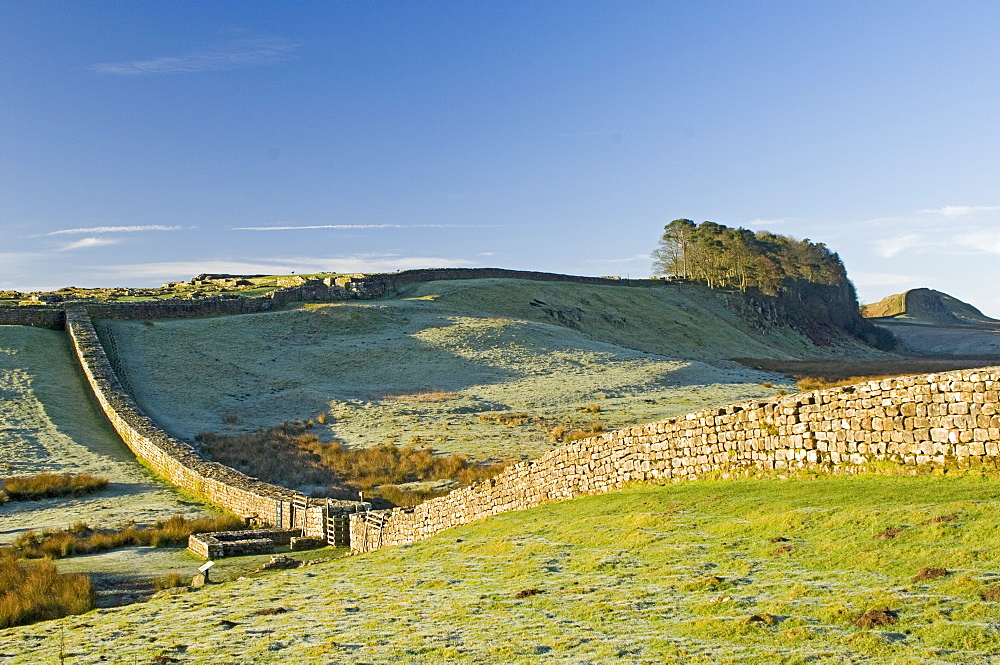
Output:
[743, 218, 794, 228]
[93, 255, 478, 282]
[230, 224, 508, 231]
[47, 225, 183, 236]
[856, 205, 1000, 259]
[850, 271, 926, 288]
[872, 234, 931, 258]
[954, 230, 1000, 255]
[92, 37, 298, 76]
[585, 254, 651, 265]
[919, 205, 1000, 217]
[60, 237, 119, 251]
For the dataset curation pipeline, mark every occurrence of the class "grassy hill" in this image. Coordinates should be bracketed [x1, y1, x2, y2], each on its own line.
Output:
[5, 473, 1000, 663]
[863, 288, 998, 325]
[862, 289, 1000, 357]
[96, 279, 887, 472]
[0, 326, 210, 543]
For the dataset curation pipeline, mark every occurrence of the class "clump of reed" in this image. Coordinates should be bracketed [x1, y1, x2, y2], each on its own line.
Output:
[0, 551, 94, 628]
[11, 514, 245, 560]
[2, 472, 108, 501]
[153, 572, 186, 591]
[196, 420, 509, 506]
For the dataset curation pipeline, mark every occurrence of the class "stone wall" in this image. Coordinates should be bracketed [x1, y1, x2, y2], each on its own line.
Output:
[350, 367, 1000, 553]
[0, 307, 65, 329]
[64, 306, 362, 536]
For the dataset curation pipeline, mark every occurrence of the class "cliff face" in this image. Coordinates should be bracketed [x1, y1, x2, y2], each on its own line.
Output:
[733, 279, 896, 351]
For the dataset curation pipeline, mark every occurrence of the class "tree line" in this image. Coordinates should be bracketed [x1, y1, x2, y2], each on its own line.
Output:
[651, 219, 848, 294]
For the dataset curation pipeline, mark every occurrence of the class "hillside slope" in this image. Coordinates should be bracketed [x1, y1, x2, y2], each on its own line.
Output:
[863, 288, 1000, 356]
[863, 288, 998, 325]
[0, 326, 208, 543]
[97, 279, 886, 466]
[6, 475, 1000, 663]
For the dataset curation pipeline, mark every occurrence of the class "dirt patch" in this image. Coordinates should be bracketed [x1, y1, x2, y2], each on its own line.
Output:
[772, 545, 794, 556]
[874, 527, 904, 540]
[919, 513, 959, 527]
[768, 536, 789, 543]
[514, 588, 544, 599]
[747, 613, 779, 626]
[912, 567, 948, 583]
[853, 608, 898, 628]
[980, 586, 1000, 601]
[251, 606, 290, 615]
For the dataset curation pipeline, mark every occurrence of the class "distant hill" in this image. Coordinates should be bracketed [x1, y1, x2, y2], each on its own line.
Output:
[863, 288, 999, 325]
[863, 288, 1000, 356]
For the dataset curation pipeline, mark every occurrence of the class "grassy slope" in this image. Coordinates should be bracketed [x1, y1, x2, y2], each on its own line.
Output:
[5, 474, 1000, 663]
[98, 279, 883, 463]
[0, 326, 210, 542]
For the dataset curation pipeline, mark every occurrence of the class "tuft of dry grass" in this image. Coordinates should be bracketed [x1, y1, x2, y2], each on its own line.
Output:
[794, 375, 898, 391]
[2, 472, 108, 501]
[153, 572, 186, 591]
[547, 421, 606, 443]
[379, 389, 459, 403]
[477, 411, 542, 426]
[0, 551, 94, 628]
[11, 514, 245, 560]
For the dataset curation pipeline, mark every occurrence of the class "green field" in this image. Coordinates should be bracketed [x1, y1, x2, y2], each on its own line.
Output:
[97, 279, 886, 467]
[5, 473, 1000, 663]
[0, 326, 210, 543]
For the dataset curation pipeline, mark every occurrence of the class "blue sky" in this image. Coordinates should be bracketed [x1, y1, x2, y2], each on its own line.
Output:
[4, 1, 1000, 315]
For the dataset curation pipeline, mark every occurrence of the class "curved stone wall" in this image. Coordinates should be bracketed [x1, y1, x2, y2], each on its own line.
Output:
[350, 367, 1000, 553]
[64, 307, 361, 534]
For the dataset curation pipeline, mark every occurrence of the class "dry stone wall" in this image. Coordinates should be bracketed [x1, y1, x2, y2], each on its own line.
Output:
[0, 307, 65, 329]
[64, 307, 361, 536]
[350, 367, 1000, 553]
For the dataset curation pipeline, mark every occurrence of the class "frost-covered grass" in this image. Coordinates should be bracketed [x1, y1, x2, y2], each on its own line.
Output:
[5, 474, 1000, 663]
[0, 326, 211, 543]
[98, 279, 827, 465]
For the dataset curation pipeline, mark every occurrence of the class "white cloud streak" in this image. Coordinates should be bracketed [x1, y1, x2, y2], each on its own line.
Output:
[93, 255, 478, 282]
[61, 237, 119, 251]
[919, 205, 1000, 217]
[872, 234, 930, 258]
[47, 225, 183, 236]
[91, 37, 298, 76]
[230, 224, 507, 231]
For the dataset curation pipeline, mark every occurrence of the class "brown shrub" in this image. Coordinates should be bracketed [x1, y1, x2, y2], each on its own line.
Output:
[2, 472, 108, 501]
[196, 422, 509, 506]
[0, 552, 94, 628]
[12, 514, 244, 560]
